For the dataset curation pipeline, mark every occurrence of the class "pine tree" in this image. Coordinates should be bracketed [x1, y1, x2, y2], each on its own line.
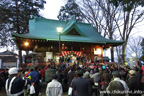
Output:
[0, 0, 46, 49]
[2, 0, 46, 34]
[57, 0, 84, 22]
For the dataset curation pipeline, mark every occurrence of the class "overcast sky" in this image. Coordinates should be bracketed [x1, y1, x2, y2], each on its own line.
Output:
[40, 0, 144, 37]
[40, 0, 65, 20]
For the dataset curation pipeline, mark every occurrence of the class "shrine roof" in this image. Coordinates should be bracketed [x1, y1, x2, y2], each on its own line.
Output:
[12, 16, 124, 46]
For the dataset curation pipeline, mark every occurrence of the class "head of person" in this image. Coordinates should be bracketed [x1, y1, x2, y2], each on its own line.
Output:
[8, 67, 19, 76]
[108, 81, 125, 95]
[52, 74, 58, 80]
[71, 67, 75, 71]
[112, 71, 120, 78]
[34, 66, 39, 71]
[134, 67, 139, 72]
[76, 69, 84, 77]
[129, 70, 136, 77]
[83, 71, 90, 79]
[31, 68, 34, 71]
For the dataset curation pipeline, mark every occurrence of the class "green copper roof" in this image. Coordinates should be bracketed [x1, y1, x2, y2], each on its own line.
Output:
[12, 16, 124, 45]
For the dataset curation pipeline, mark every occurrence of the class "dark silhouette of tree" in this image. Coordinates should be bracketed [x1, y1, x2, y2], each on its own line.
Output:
[57, 0, 84, 22]
[0, 0, 46, 48]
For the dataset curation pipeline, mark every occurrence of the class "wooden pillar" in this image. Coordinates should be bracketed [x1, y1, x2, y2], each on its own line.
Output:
[101, 47, 104, 63]
[111, 47, 114, 62]
[52, 45, 54, 60]
[26, 50, 29, 56]
[18, 50, 22, 67]
[90, 45, 93, 62]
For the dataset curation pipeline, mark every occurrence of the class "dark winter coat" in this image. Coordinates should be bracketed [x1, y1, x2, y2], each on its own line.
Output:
[127, 75, 142, 96]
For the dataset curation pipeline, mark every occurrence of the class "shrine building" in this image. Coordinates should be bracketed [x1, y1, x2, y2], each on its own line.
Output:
[12, 16, 124, 65]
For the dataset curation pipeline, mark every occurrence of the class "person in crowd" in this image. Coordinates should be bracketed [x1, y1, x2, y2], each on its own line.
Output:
[66, 55, 71, 64]
[124, 66, 129, 81]
[107, 81, 125, 96]
[127, 70, 142, 96]
[57, 69, 64, 84]
[141, 65, 144, 76]
[83, 70, 94, 85]
[28, 68, 34, 76]
[101, 68, 111, 91]
[107, 71, 129, 96]
[5, 67, 29, 96]
[82, 55, 87, 65]
[76, 56, 80, 66]
[46, 74, 63, 96]
[83, 69, 90, 78]
[67, 67, 75, 87]
[107, 71, 129, 91]
[91, 69, 102, 86]
[59, 56, 64, 64]
[0, 69, 7, 91]
[5, 68, 9, 80]
[51, 59, 56, 69]
[70, 73, 78, 96]
[118, 67, 126, 81]
[91, 69, 102, 95]
[30, 67, 41, 96]
[72, 69, 92, 96]
[72, 55, 77, 65]
[40, 66, 45, 82]
[0, 71, 2, 91]
[62, 68, 68, 92]
[134, 67, 142, 81]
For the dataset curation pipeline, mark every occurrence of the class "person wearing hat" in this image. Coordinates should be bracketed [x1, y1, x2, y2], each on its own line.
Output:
[127, 70, 142, 96]
[106, 71, 129, 95]
[46, 74, 63, 96]
[5, 67, 29, 96]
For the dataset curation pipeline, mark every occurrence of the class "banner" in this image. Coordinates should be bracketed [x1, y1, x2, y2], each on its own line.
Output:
[61, 51, 83, 57]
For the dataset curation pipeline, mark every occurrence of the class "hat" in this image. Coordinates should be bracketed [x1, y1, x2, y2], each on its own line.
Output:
[129, 70, 135, 75]
[112, 71, 120, 77]
[8, 67, 18, 75]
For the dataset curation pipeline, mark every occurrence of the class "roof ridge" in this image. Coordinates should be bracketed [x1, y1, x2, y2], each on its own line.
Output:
[33, 16, 66, 23]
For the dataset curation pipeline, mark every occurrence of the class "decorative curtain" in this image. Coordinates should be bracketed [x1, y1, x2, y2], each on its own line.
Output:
[61, 51, 83, 57]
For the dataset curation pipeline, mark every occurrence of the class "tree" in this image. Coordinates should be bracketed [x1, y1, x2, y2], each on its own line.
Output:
[140, 38, 144, 61]
[78, 0, 123, 62]
[0, 1, 17, 51]
[0, 0, 46, 66]
[127, 36, 142, 59]
[57, 0, 84, 22]
[78, 0, 144, 63]
[0, 0, 46, 48]
[110, 0, 144, 64]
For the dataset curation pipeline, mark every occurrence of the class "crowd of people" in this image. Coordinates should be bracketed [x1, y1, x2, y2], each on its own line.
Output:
[1, 61, 144, 96]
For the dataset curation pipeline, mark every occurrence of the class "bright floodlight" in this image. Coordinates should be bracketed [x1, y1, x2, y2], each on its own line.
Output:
[132, 52, 136, 57]
[56, 27, 63, 33]
[24, 42, 29, 46]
